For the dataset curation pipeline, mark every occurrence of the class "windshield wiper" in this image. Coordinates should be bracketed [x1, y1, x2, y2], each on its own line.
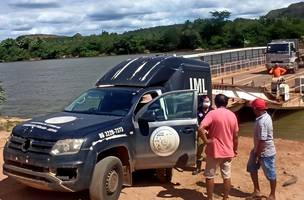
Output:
[63, 110, 96, 114]
[64, 110, 125, 116]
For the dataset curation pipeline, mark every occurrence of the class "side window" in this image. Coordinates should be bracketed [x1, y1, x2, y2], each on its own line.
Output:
[147, 91, 195, 121]
[290, 43, 295, 52]
[134, 92, 158, 114]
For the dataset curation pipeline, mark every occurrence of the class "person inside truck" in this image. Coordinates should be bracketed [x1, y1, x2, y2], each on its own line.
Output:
[135, 93, 158, 136]
[134, 93, 153, 114]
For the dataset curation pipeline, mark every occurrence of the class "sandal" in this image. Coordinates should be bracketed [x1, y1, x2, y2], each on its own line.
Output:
[192, 169, 201, 175]
[245, 191, 262, 200]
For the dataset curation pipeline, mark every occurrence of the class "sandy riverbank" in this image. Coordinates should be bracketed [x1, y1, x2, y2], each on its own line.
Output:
[0, 117, 303, 200]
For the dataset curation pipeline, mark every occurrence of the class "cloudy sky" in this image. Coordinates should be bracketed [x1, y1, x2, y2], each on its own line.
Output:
[0, 0, 302, 41]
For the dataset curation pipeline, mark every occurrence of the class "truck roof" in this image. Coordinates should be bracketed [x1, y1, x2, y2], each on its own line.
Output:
[96, 56, 210, 88]
[268, 41, 290, 44]
[269, 39, 299, 48]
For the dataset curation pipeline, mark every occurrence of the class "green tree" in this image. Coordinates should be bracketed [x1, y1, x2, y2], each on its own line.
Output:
[180, 29, 202, 49]
[266, 17, 304, 39]
[112, 38, 132, 54]
[210, 35, 226, 49]
[0, 46, 6, 61]
[16, 36, 31, 49]
[161, 28, 181, 51]
[210, 10, 231, 21]
[1, 39, 16, 49]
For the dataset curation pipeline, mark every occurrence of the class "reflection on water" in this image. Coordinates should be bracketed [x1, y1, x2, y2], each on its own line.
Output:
[0, 55, 140, 117]
[237, 107, 304, 141]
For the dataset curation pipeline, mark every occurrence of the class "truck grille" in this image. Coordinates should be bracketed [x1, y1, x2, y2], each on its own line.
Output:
[6, 160, 49, 173]
[8, 135, 55, 155]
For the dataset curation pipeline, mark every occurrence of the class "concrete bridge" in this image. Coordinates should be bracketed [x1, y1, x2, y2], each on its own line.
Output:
[183, 47, 304, 110]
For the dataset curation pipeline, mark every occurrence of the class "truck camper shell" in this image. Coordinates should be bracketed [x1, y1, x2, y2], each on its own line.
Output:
[96, 56, 212, 97]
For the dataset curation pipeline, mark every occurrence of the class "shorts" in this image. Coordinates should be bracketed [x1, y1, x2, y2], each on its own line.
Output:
[247, 151, 276, 181]
[204, 157, 232, 179]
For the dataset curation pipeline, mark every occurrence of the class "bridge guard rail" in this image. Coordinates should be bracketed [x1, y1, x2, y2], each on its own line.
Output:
[183, 47, 266, 77]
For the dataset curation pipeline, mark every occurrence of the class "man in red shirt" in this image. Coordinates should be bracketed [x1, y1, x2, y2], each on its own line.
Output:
[269, 63, 287, 97]
[269, 63, 287, 78]
[198, 94, 239, 200]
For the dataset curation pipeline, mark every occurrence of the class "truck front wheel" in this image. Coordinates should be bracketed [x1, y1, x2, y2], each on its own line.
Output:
[90, 156, 123, 200]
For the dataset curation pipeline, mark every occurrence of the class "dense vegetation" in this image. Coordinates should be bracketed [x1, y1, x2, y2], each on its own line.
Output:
[0, 10, 304, 62]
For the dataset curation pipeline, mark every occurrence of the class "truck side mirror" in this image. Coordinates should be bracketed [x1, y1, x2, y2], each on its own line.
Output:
[139, 110, 156, 122]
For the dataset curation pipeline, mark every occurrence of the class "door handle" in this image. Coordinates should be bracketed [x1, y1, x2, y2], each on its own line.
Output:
[183, 127, 195, 134]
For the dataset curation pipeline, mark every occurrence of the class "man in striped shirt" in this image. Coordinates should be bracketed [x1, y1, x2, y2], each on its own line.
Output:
[247, 98, 276, 200]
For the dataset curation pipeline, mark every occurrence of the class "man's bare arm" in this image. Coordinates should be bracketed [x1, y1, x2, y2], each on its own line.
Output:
[198, 126, 212, 144]
[269, 68, 273, 74]
[233, 132, 239, 156]
[254, 140, 266, 161]
[281, 68, 287, 75]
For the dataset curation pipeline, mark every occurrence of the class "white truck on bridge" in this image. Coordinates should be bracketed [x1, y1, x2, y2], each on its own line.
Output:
[266, 38, 304, 73]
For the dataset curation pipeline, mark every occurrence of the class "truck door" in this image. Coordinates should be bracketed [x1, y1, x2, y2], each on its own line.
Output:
[133, 90, 197, 170]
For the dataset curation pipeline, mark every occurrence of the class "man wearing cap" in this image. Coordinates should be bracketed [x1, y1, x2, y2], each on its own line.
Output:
[192, 95, 213, 175]
[198, 94, 239, 200]
[247, 98, 276, 200]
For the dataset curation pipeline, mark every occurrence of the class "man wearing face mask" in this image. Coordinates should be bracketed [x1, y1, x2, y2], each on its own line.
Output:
[192, 95, 213, 175]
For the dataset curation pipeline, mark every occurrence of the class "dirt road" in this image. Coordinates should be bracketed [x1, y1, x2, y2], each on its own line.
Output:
[1, 125, 303, 200]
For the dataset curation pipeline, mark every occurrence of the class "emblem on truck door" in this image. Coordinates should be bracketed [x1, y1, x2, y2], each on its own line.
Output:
[149, 126, 180, 157]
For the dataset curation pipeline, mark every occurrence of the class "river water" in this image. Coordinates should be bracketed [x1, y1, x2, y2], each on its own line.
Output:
[0, 56, 303, 140]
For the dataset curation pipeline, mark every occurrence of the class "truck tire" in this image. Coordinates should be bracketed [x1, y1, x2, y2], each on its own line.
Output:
[90, 156, 123, 200]
[156, 168, 172, 183]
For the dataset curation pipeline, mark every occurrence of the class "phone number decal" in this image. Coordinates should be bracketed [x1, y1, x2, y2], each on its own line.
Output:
[98, 127, 124, 139]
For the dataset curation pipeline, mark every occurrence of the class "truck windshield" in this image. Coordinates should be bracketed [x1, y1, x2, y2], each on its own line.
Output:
[267, 43, 289, 53]
[64, 88, 135, 116]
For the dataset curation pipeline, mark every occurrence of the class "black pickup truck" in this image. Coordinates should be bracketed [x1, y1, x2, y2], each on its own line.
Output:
[3, 56, 212, 200]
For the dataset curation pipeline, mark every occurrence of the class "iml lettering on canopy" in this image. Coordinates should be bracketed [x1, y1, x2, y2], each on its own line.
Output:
[189, 78, 208, 94]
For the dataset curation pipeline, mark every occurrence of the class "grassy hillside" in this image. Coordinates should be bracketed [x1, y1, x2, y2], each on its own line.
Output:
[265, 2, 304, 19]
[1, 3, 304, 62]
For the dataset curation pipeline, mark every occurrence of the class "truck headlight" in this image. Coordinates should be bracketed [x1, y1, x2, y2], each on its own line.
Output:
[51, 139, 85, 156]
[6, 135, 12, 142]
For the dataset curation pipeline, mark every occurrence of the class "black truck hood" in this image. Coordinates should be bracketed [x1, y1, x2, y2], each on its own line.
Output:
[12, 112, 124, 140]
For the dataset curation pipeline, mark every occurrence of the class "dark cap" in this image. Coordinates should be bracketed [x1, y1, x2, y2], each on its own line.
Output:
[200, 95, 210, 102]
